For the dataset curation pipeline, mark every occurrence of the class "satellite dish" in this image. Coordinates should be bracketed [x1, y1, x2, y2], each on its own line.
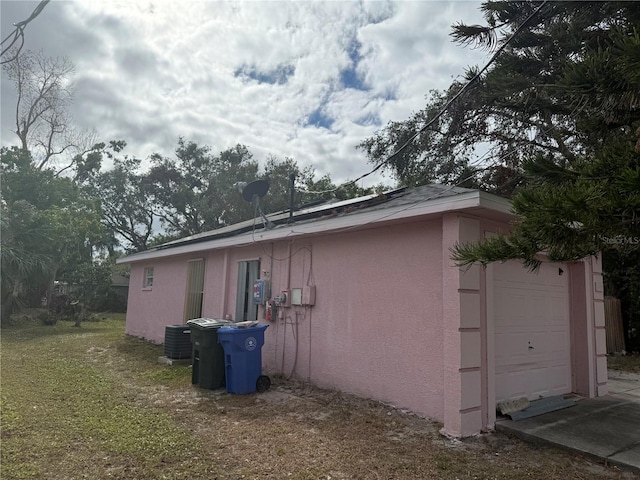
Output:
[241, 179, 270, 202]
[237, 179, 274, 230]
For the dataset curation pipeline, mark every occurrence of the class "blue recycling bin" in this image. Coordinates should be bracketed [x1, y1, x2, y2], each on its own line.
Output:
[217, 324, 270, 394]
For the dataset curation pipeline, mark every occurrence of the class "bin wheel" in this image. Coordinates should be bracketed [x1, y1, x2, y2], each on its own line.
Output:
[256, 375, 271, 392]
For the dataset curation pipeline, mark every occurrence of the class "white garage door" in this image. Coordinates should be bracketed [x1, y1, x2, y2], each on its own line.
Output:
[494, 261, 571, 403]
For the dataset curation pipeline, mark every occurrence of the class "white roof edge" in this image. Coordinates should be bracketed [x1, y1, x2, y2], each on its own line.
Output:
[477, 190, 513, 215]
[117, 190, 514, 264]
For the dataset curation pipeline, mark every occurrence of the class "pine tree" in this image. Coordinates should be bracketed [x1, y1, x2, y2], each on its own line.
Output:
[360, 1, 640, 346]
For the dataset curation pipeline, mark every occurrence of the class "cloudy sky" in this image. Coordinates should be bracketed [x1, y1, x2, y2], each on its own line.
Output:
[1, 0, 488, 187]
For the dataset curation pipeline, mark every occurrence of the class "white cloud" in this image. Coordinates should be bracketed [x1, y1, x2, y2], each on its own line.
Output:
[1, 0, 488, 187]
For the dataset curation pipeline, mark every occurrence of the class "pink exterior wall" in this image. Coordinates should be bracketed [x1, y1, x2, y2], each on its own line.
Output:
[568, 262, 590, 395]
[261, 220, 445, 420]
[199, 249, 256, 320]
[126, 254, 194, 343]
[125, 218, 447, 421]
[123, 210, 606, 436]
[567, 257, 607, 397]
[590, 255, 609, 396]
[441, 214, 484, 436]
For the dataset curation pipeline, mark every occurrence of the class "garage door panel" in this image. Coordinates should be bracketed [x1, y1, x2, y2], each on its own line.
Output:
[529, 330, 569, 358]
[494, 291, 526, 326]
[528, 347, 551, 364]
[496, 262, 564, 287]
[495, 332, 529, 367]
[548, 330, 570, 356]
[494, 261, 571, 403]
[525, 294, 548, 321]
[496, 365, 571, 403]
[548, 297, 566, 323]
[529, 366, 552, 397]
[542, 365, 571, 395]
[496, 370, 528, 400]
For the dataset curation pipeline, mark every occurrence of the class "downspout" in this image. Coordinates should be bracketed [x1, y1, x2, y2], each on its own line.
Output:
[221, 250, 230, 319]
[269, 242, 274, 288]
[286, 240, 292, 295]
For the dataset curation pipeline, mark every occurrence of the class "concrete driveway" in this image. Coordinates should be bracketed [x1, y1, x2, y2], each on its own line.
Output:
[496, 370, 640, 473]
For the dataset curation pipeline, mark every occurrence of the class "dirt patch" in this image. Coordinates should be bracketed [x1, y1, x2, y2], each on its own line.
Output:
[608, 354, 640, 373]
[122, 375, 636, 479]
[92, 336, 637, 479]
[4, 320, 636, 480]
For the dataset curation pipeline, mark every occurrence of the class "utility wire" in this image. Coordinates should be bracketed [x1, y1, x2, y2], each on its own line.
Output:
[1, 0, 51, 64]
[256, 119, 595, 249]
[253, 3, 572, 249]
[301, 0, 549, 196]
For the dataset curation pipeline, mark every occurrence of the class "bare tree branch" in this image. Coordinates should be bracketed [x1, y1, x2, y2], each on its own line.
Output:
[2, 49, 92, 173]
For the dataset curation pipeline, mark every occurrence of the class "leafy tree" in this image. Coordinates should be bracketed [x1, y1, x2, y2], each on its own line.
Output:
[449, 1, 640, 347]
[40, 201, 104, 289]
[358, 86, 488, 190]
[360, 2, 640, 195]
[87, 139, 371, 253]
[1, 146, 79, 208]
[142, 139, 368, 239]
[144, 140, 258, 237]
[88, 152, 154, 253]
[451, 149, 639, 267]
[0, 146, 104, 319]
[66, 259, 115, 311]
[332, 181, 389, 201]
[260, 156, 390, 214]
[261, 156, 337, 212]
[0, 199, 52, 320]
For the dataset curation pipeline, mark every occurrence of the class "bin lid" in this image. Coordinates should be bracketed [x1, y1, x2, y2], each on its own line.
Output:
[186, 318, 231, 328]
[233, 321, 259, 328]
[218, 324, 268, 335]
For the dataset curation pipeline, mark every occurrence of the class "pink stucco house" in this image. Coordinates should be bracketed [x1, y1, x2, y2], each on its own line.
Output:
[117, 184, 607, 437]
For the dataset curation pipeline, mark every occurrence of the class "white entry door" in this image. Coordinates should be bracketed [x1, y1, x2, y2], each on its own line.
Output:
[493, 261, 571, 403]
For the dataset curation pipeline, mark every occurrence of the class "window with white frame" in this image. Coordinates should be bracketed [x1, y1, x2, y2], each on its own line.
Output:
[143, 267, 154, 289]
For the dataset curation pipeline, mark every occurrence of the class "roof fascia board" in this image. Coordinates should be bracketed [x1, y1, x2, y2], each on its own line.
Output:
[118, 191, 513, 264]
[477, 191, 513, 215]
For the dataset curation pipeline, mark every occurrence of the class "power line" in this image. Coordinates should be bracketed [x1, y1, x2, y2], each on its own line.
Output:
[258, 122, 587, 249]
[1, 0, 50, 64]
[302, 0, 549, 196]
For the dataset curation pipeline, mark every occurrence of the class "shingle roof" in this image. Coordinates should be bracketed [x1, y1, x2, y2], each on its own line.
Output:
[155, 184, 474, 249]
[118, 184, 511, 264]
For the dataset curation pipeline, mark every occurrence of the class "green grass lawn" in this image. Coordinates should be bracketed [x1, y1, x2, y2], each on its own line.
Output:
[0, 315, 212, 479]
[2, 315, 634, 480]
[607, 354, 640, 373]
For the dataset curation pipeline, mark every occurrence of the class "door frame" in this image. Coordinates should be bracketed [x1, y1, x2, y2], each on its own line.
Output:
[235, 259, 260, 322]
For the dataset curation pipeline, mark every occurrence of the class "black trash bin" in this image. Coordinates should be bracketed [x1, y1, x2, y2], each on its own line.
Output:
[187, 318, 230, 390]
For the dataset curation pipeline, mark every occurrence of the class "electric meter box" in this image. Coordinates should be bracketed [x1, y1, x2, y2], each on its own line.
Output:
[252, 279, 270, 304]
[291, 288, 303, 306]
[302, 285, 316, 306]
